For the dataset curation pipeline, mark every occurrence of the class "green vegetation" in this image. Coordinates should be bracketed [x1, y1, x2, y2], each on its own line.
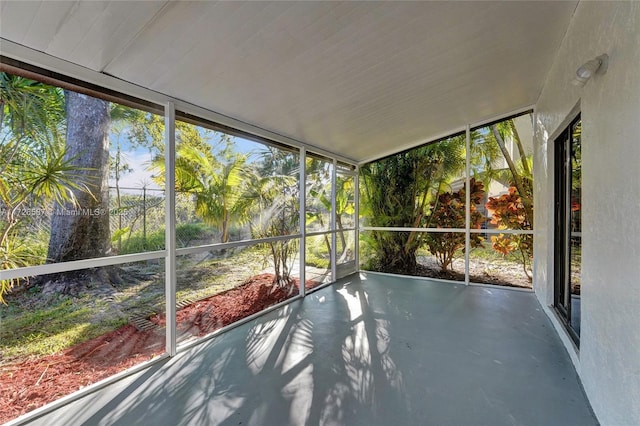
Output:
[1, 69, 533, 370]
[0, 296, 126, 359]
[486, 186, 533, 278]
[360, 115, 534, 280]
[0, 71, 321, 364]
[0, 246, 270, 361]
[425, 178, 485, 271]
[360, 134, 466, 273]
[119, 228, 166, 254]
[0, 74, 89, 301]
[246, 148, 300, 286]
[117, 223, 214, 254]
[306, 234, 331, 269]
[154, 140, 252, 244]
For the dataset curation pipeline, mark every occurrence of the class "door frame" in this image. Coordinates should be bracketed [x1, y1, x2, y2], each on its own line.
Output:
[553, 113, 581, 346]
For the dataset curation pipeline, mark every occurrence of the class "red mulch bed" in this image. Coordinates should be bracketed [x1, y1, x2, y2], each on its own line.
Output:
[1, 274, 320, 424]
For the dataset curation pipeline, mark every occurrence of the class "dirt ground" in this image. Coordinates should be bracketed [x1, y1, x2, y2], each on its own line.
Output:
[416, 256, 533, 288]
[0, 274, 319, 424]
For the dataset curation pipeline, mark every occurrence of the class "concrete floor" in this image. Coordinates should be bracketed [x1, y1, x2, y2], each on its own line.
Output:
[26, 273, 597, 426]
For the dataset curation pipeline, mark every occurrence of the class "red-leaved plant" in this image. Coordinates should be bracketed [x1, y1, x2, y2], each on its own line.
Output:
[425, 178, 485, 271]
[485, 184, 533, 280]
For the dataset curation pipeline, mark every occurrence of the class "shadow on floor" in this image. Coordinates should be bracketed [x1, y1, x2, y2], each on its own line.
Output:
[25, 273, 597, 426]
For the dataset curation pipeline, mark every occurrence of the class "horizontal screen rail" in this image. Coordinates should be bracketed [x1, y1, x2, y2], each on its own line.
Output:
[361, 227, 467, 233]
[1, 250, 166, 281]
[361, 226, 533, 235]
[175, 234, 303, 256]
[306, 229, 356, 238]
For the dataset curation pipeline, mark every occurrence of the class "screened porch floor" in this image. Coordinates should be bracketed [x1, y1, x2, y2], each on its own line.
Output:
[25, 273, 596, 426]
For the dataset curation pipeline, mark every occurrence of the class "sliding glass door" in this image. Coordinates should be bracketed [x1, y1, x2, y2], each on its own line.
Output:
[554, 115, 582, 345]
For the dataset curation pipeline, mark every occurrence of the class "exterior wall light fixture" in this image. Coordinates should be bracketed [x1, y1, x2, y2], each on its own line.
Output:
[572, 54, 609, 87]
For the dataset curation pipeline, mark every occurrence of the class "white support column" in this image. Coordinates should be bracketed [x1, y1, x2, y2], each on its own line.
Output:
[331, 159, 337, 281]
[165, 101, 177, 355]
[465, 124, 471, 286]
[299, 148, 306, 297]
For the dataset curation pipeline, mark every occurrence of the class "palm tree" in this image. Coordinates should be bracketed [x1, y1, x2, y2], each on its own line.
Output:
[360, 134, 466, 273]
[0, 73, 89, 302]
[484, 120, 534, 278]
[153, 133, 252, 243]
[246, 147, 300, 286]
[306, 172, 355, 263]
[488, 121, 533, 225]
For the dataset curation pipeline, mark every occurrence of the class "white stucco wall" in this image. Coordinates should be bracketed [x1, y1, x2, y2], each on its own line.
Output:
[533, 2, 640, 425]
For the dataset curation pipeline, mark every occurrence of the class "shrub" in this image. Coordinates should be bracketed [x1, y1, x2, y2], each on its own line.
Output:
[425, 178, 485, 271]
[485, 184, 533, 279]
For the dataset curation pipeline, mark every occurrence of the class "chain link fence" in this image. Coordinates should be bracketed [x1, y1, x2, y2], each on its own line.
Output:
[3, 187, 216, 261]
[110, 187, 241, 252]
[109, 186, 166, 254]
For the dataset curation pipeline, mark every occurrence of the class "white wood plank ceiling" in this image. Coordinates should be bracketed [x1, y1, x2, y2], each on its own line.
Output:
[0, 1, 577, 163]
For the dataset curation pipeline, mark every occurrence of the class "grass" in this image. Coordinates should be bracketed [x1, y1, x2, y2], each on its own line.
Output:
[118, 223, 216, 254]
[176, 246, 267, 301]
[415, 242, 531, 270]
[469, 240, 529, 265]
[305, 251, 330, 269]
[0, 245, 275, 362]
[0, 296, 127, 360]
[415, 240, 530, 268]
[306, 235, 331, 268]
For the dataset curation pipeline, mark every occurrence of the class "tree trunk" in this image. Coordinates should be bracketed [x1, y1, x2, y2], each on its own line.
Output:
[490, 125, 533, 225]
[379, 232, 417, 274]
[47, 92, 110, 264]
[509, 120, 531, 177]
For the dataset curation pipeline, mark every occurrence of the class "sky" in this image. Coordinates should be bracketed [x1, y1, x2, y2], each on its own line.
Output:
[108, 130, 271, 193]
